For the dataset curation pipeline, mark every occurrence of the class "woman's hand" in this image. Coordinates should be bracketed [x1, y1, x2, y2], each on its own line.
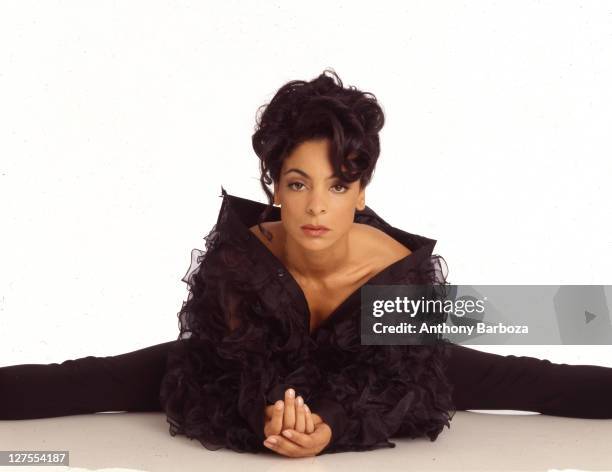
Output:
[264, 421, 332, 458]
[264, 388, 319, 438]
[263, 388, 332, 457]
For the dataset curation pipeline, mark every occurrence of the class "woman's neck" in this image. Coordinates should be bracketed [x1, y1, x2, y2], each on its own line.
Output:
[282, 234, 351, 283]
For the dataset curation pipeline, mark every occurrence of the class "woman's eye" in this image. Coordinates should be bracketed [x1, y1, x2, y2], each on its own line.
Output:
[332, 184, 349, 193]
[287, 182, 349, 193]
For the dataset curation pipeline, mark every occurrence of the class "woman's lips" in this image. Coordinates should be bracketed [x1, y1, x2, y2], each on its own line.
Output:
[301, 226, 330, 237]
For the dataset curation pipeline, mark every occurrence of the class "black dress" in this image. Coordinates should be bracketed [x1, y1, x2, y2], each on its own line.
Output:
[2, 188, 612, 455]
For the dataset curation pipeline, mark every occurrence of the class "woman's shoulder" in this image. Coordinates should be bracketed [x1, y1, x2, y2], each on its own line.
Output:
[248, 221, 282, 257]
[353, 222, 412, 268]
[247, 220, 411, 270]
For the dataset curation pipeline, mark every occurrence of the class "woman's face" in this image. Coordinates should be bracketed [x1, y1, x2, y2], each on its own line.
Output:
[273, 138, 366, 251]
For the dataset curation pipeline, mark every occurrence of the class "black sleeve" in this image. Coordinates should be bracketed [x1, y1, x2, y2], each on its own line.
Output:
[308, 394, 394, 454]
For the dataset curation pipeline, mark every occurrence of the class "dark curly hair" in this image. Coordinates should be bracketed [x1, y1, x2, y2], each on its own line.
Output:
[251, 68, 385, 241]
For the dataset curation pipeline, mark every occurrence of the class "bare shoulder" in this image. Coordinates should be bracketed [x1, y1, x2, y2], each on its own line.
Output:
[353, 223, 412, 267]
[248, 221, 411, 273]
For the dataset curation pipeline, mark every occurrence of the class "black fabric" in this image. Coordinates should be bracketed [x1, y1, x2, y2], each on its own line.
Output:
[156, 187, 456, 453]
[3, 341, 612, 451]
[2, 188, 612, 455]
[0, 341, 171, 419]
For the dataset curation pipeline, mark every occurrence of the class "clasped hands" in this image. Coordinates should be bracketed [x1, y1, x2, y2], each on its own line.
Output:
[263, 387, 332, 458]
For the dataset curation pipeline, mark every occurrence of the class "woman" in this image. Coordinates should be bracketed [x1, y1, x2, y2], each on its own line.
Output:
[2, 69, 612, 458]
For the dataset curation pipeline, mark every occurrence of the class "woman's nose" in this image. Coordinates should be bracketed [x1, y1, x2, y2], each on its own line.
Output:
[306, 198, 327, 215]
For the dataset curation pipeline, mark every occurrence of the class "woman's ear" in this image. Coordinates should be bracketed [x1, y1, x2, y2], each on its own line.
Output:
[356, 186, 366, 211]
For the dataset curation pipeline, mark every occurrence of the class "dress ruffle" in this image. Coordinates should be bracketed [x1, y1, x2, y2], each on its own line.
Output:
[159, 193, 317, 453]
[159, 189, 456, 454]
[307, 250, 456, 452]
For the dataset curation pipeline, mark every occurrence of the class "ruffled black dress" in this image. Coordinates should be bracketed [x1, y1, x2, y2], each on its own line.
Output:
[159, 187, 456, 454]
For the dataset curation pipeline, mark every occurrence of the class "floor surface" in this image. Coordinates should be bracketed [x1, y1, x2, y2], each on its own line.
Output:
[1, 410, 611, 471]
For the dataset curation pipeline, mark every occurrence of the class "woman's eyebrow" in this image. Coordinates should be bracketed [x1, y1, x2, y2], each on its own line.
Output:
[283, 168, 336, 180]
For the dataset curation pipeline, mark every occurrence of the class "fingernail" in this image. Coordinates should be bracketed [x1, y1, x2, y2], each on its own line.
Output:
[267, 437, 278, 444]
[282, 430, 292, 438]
[264, 441, 273, 448]
[304, 404, 310, 412]
[288, 388, 295, 398]
[297, 396, 303, 406]
[276, 400, 283, 410]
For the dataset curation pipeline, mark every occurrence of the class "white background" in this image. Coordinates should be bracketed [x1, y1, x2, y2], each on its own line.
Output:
[1, 1, 611, 367]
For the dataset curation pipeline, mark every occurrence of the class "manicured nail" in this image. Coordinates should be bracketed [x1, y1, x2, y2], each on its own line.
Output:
[264, 441, 273, 448]
[288, 388, 295, 398]
[304, 404, 310, 412]
[297, 396, 303, 406]
[282, 430, 292, 438]
[267, 436, 277, 444]
[276, 400, 284, 410]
